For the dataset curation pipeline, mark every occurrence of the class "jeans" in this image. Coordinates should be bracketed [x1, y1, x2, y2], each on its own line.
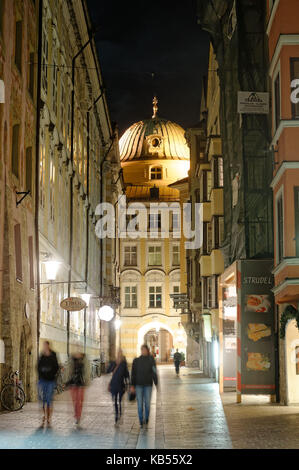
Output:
[70, 386, 85, 422]
[38, 379, 56, 407]
[135, 385, 152, 424]
[112, 391, 124, 421]
[175, 361, 180, 374]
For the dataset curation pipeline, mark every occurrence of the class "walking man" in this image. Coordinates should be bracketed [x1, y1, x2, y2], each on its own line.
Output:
[173, 349, 182, 376]
[130, 344, 158, 428]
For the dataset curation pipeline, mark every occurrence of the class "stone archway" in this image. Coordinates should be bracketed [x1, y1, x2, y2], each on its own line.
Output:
[137, 321, 175, 361]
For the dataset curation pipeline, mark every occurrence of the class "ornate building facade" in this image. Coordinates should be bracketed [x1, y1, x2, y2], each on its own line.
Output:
[118, 99, 189, 364]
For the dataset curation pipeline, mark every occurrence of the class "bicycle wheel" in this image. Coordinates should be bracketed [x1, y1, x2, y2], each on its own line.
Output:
[1, 384, 25, 411]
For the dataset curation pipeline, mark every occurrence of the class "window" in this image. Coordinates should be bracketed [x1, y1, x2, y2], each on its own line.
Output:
[28, 52, 34, 97]
[202, 277, 208, 308]
[14, 224, 22, 282]
[150, 166, 162, 180]
[11, 124, 20, 178]
[200, 170, 212, 202]
[60, 83, 65, 139]
[212, 157, 223, 188]
[294, 187, 299, 257]
[124, 286, 137, 308]
[148, 246, 162, 266]
[202, 222, 212, 254]
[274, 73, 280, 131]
[49, 150, 55, 222]
[39, 132, 46, 208]
[172, 285, 180, 307]
[148, 213, 161, 230]
[212, 216, 224, 249]
[172, 245, 180, 266]
[290, 58, 299, 119]
[28, 236, 34, 289]
[277, 194, 284, 263]
[124, 246, 137, 266]
[208, 277, 213, 308]
[15, 21, 22, 73]
[149, 286, 162, 308]
[26, 147, 33, 194]
[52, 56, 58, 116]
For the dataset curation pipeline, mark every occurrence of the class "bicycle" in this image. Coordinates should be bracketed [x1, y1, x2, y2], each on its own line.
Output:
[0, 370, 25, 411]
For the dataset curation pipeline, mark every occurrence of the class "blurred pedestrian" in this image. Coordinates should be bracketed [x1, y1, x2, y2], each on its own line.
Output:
[173, 349, 182, 376]
[130, 344, 158, 428]
[38, 341, 59, 428]
[107, 349, 129, 426]
[66, 347, 90, 429]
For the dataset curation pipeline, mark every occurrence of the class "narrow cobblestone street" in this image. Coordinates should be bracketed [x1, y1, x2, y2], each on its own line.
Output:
[1, 365, 299, 449]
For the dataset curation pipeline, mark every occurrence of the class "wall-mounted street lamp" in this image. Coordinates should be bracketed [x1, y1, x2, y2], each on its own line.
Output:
[97, 305, 114, 322]
[44, 260, 62, 282]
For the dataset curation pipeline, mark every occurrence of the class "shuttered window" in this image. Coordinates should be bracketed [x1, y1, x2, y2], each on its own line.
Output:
[14, 224, 22, 282]
[15, 21, 22, 73]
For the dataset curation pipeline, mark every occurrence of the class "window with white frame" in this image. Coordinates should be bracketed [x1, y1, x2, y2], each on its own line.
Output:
[148, 245, 162, 266]
[172, 212, 180, 231]
[172, 284, 180, 307]
[41, 28, 48, 94]
[172, 245, 180, 266]
[49, 150, 55, 222]
[124, 286, 137, 308]
[277, 193, 284, 263]
[124, 246, 137, 266]
[148, 213, 161, 230]
[149, 286, 162, 308]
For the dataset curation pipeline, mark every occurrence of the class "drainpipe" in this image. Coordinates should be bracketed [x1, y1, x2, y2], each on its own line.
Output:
[35, 0, 43, 355]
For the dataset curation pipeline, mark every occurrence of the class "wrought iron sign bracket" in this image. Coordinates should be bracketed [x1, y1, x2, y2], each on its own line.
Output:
[16, 191, 30, 207]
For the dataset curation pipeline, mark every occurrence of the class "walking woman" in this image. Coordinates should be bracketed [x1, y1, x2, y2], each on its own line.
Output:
[38, 341, 59, 428]
[107, 349, 129, 426]
[66, 348, 90, 429]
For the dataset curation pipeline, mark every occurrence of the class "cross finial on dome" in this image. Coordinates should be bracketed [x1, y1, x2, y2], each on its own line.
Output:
[152, 96, 158, 119]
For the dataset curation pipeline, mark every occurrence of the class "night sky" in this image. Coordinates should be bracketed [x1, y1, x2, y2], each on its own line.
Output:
[86, 0, 210, 136]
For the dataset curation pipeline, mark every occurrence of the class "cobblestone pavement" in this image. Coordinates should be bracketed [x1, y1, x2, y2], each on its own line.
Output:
[0, 365, 299, 448]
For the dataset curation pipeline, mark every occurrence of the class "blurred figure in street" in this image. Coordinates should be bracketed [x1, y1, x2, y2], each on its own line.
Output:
[173, 349, 182, 376]
[130, 344, 158, 428]
[107, 349, 129, 426]
[66, 346, 90, 429]
[38, 341, 59, 428]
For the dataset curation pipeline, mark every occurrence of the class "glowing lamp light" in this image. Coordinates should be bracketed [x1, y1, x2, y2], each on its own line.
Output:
[213, 339, 219, 369]
[44, 260, 61, 281]
[98, 305, 114, 322]
[114, 319, 122, 330]
[81, 293, 92, 307]
[155, 322, 160, 333]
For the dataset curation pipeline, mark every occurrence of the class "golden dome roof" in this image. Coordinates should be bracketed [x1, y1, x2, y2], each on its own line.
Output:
[119, 117, 190, 162]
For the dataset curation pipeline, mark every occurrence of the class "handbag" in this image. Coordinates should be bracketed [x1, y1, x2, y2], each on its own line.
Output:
[128, 390, 136, 401]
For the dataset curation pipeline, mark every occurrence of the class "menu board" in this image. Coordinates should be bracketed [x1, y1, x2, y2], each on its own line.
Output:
[239, 260, 276, 395]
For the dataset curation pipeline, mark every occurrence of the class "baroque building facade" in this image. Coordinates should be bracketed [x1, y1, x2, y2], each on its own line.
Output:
[118, 99, 189, 365]
[0, 0, 39, 401]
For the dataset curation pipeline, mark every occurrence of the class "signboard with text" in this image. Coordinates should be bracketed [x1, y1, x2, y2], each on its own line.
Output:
[60, 297, 86, 311]
[239, 260, 276, 395]
[222, 287, 237, 388]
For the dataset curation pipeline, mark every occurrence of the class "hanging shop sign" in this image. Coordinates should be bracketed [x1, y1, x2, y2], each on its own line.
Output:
[238, 260, 276, 395]
[237, 91, 269, 114]
[222, 287, 237, 388]
[60, 297, 86, 311]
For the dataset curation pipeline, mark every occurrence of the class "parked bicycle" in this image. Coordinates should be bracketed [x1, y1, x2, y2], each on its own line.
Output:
[0, 370, 25, 411]
[90, 358, 101, 379]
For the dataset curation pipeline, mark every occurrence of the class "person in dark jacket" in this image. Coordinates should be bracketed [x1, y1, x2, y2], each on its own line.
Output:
[130, 344, 158, 428]
[107, 349, 129, 426]
[38, 341, 59, 428]
[173, 349, 182, 376]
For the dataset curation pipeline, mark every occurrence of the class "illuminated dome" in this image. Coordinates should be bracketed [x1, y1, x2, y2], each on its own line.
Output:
[119, 97, 190, 162]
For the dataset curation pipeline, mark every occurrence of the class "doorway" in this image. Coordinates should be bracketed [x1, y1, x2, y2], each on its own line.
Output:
[144, 328, 173, 363]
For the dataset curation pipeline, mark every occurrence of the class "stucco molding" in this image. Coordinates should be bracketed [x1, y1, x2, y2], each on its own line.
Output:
[270, 161, 299, 189]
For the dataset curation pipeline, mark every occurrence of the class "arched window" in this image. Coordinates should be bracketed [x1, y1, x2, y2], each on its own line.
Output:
[12, 124, 20, 177]
[150, 166, 162, 180]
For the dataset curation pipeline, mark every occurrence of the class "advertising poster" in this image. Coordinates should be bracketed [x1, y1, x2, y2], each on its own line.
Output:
[239, 260, 276, 395]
